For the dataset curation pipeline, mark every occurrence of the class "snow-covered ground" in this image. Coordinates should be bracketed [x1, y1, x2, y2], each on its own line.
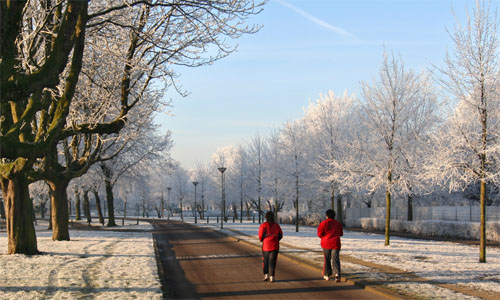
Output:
[1, 217, 499, 299]
[0, 220, 162, 300]
[187, 217, 500, 300]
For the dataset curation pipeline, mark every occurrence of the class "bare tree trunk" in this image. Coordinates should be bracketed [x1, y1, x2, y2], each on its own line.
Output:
[407, 192, 413, 222]
[48, 198, 52, 230]
[232, 204, 238, 219]
[479, 94, 487, 263]
[83, 190, 91, 224]
[385, 170, 392, 246]
[480, 179, 486, 262]
[0, 198, 5, 219]
[93, 191, 104, 225]
[201, 194, 205, 219]
[245, 202, 251, 220]
[68, 198, 72, 218]
[336, 194, 343, 225]
[105, 180, 117, 227]
[1, 177, 39, 254]
[40, 201, 46, 219]
[160, 190, 164, 218]
[295, 172, 299, 232]
[330, 183, 335, 210]
[47, 179, 70, 241]
[75, 189, 81, 221]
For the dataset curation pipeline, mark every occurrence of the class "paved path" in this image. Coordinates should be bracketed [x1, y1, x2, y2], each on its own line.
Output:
[152, 220, 393, 299]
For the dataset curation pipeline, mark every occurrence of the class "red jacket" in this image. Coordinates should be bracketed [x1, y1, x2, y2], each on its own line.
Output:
[258, 222, 283, 251]
[317, 218, 343, 250]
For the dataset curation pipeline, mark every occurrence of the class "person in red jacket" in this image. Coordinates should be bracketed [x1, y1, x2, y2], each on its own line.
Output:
[317, 209, 343, 282]
[258, 211, 283, 282]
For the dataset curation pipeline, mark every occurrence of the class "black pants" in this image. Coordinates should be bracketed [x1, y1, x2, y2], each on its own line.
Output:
[262, 250, 279, 276]
[322, 248, 340, 277]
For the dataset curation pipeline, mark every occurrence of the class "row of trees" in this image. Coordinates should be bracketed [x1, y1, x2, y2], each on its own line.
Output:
[0, 0, 266, 255]
[165, 0, 499, 263]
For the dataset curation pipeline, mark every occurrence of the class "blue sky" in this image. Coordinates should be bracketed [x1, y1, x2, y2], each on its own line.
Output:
[156, 0, 471, 169]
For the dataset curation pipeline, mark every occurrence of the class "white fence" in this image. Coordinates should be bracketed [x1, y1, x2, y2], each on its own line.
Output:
[345, 206, 500, 222]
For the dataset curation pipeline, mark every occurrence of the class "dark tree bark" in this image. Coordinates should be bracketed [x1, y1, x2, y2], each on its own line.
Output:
[407, 193, 413, 222]
[0, 198, 6, 219]
[93, 190, 104, 225]
[1, 176, 39, 254]
[83, 189, 91, 224]
[46, 178, 70, 241]
[75, 189, 81, 221]
[336, 194, 343, 225]
[40, 201, 46, 219]
[105, 180, 116, 227]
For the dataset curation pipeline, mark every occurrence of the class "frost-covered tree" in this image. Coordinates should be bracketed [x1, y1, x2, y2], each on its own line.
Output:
[232, 146, 249, 222]
[246, 133, 268, 223]
[265, 129, 286, 220]
[281, 121, 309, 232]
[29, 181, 50, 220]
[425, 0, 500, 262]
[304, 91, 357, 223]
[173, 164, 190, 221]
[98, 126, 171, 226]
[359, 51, 439, 246]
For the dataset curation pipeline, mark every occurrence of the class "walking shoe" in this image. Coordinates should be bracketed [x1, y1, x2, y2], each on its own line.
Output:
[335, 274, 341, 282]
[263, 274, 269, 281]
[323, 275, 330, 281]
[269, 276, 274, 282]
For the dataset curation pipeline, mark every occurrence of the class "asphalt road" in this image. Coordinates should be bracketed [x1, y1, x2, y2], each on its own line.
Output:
[152, 220, 392, 300]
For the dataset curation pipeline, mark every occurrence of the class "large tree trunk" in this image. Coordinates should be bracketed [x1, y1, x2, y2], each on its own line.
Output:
[93, 191, 104, 225]
[105, 180, 116, 227]
[47, 179, 70, 241]
[1, 176, 39, 254]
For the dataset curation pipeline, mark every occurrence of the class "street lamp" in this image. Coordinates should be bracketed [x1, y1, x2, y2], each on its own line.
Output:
[192, 181, 198, 224]
[167, 187, 171, 221]
[218, 167, 227, 229]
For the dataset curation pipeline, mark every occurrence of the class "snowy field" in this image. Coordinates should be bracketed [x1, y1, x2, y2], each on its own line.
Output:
[0, 220, 162, 300]
[186, 217, 500, 300]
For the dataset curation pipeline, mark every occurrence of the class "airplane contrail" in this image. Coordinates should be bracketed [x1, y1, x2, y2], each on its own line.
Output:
[274, 0, 359, 41]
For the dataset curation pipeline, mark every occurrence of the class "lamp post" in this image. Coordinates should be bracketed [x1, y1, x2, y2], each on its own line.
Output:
[167, 187, 171, 221]
[218, 167, 227, 229]
[192, 181, 198, 224]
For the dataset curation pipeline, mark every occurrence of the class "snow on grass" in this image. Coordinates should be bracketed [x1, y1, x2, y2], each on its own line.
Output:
[185, 217, 499, 299]
[0, 220, 162, 300]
